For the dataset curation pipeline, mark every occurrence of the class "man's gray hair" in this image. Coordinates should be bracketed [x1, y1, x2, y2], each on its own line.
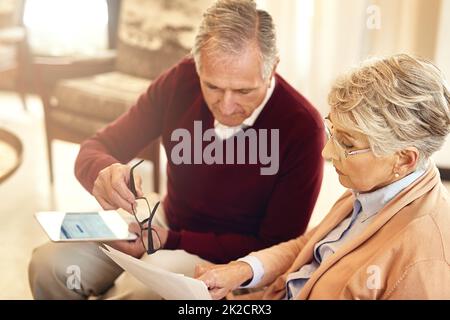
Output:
[328, 54, 450, 169]
[192, 0, 278, 80]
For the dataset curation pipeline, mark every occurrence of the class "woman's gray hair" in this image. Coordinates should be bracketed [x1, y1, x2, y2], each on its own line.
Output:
[328, 54, 450, 169]
[192, 0, 278, 80]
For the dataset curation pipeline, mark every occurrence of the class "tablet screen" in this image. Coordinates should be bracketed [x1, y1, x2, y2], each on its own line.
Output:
[60, 212, 116, 239]
[35, 211, 137, 242]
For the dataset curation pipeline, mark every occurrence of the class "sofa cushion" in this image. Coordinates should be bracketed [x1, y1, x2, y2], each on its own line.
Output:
[49, 109, 108, 137]
[51, 71, 151, 121]
[115, 40, 188, 80]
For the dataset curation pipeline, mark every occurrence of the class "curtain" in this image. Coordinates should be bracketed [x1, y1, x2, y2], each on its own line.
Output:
[257, 0, 444, 115]
[258, 0, 449, 168]
[433, 0, 450, 169]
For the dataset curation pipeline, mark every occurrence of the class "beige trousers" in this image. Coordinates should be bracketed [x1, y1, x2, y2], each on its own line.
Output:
[28, 193, 210, 300]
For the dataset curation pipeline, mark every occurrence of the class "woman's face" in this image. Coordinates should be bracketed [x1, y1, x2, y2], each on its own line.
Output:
[322, 112, 398, 193]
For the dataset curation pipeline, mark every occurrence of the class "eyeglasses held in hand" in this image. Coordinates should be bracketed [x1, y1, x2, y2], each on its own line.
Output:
[129, 160, 161, 254]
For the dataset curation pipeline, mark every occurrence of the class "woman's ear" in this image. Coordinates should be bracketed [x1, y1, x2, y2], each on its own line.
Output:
[394, 147, 419, 176]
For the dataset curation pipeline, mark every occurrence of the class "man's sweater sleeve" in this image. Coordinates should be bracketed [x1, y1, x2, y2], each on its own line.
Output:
[165, 126, 325, 263]
[74, 63, 179, 193]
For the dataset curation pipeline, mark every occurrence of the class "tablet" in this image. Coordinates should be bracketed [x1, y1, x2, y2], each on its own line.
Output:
[35, 211, 138, 242]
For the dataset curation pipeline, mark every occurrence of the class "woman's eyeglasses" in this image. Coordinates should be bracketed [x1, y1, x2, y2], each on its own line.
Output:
[324, 117, 371, 159]
[129, 160, 161, 254]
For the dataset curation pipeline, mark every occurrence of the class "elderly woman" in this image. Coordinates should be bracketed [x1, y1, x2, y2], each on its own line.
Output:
[196, 54, 450, 300]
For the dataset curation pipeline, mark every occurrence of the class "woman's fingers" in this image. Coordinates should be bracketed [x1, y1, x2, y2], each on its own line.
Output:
[195, 264, 209, 278]
[209, 288, 229, 300]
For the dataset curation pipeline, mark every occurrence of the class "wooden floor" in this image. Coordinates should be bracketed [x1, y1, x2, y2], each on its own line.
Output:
[0, 91, 159, 299]
[0, 90, 448, 299]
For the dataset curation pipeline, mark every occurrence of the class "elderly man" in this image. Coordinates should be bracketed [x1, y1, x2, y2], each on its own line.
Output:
[28, 0, 324, 299]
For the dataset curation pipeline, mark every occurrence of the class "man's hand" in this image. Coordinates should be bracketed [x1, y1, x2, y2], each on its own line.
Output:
[106, 223, 145, 258]
[152, 225, 169, 249]
[93, 163, 143, 213]
[195, 262, 254, 300]
[107, 223, 169, 257]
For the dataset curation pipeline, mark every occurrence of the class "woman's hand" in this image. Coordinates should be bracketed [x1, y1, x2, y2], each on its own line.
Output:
[195, 261, 254, 300]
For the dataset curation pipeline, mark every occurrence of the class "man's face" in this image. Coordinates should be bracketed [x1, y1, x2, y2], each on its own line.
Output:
[198, 47, 273, 127]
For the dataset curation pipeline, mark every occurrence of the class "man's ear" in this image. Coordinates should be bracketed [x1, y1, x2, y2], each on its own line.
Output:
[273, 57, 280, 73]
[395, 147, 419, 176]
[268, 58, 280, 85]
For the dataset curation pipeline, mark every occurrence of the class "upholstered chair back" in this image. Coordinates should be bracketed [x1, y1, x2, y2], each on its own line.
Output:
[115, 0, 213, 79]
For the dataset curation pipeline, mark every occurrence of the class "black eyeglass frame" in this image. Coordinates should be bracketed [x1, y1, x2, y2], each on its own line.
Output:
[129, 160, 161, 254]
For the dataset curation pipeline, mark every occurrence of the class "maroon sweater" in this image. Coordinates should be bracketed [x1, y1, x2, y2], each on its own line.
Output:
[75, 57, 324, 263]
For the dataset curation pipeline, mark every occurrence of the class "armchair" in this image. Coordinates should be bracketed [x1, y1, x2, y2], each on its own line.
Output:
[0, 0, 29, 110]
[38, 0, 212, 192]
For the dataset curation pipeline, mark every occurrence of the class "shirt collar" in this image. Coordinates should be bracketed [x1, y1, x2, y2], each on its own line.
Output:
[351, 166, 427, 220]
[214, 77, 276, 140]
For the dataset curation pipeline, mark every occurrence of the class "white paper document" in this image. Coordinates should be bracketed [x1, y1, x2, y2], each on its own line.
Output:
[101, 245, 212, 300]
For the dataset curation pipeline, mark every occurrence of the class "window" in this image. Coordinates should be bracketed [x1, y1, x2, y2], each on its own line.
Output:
[24, 0, 108, 56]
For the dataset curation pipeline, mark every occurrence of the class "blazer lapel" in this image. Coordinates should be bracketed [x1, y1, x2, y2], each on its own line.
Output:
[296, 165, 439, 299]
[288, 192, 355, 272]
[265, 191, 355, 298]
